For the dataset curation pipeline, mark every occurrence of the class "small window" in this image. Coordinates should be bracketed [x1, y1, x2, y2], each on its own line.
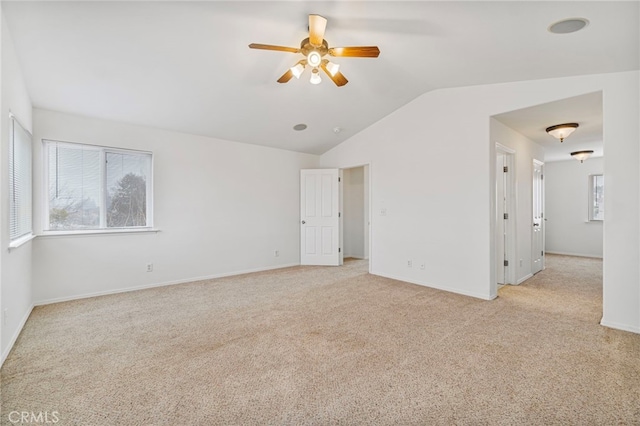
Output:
[9, 115, 33, 242]
[44, 140, 152, 231]
[589, 174, 604, 221]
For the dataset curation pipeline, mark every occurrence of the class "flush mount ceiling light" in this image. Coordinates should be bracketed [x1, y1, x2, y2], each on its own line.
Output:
[293, 123, 307, 131]
[546, 123, 579, 143]
[548, 18, 590, 34]
[571, 150, 594, 163]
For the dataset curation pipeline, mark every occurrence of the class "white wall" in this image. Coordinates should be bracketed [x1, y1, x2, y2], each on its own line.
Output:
[363, 164, 370, 260]
[320, 71, 639, 334]
[545, 158, 603, 258]
[490, 119, 545, 284]
[32, 109, 319, 304]
[343, 167, 365, 259]
[1, 12, 34, 363]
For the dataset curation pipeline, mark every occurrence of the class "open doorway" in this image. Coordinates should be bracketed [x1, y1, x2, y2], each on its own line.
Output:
[342, 165, 370, 267]
[491, 91, 603, 320]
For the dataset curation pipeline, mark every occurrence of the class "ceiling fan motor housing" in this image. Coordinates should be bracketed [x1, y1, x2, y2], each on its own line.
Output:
[301, 38, 329, 58]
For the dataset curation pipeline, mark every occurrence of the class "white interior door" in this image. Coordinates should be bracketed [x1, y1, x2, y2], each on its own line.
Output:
[532, 160, 545, 274]
[300, 169, 341, 266]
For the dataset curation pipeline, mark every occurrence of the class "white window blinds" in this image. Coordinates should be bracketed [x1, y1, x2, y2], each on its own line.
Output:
[9, 115, 33, 241]
[44, 140, 152, 231]
[589, 174, 604, 221]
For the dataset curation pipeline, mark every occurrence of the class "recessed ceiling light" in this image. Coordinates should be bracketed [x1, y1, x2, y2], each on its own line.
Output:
[548, 18, 589, 34]
[293, 123, 307, 131]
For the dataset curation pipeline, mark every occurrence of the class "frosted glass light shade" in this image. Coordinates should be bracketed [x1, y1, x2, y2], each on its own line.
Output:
[571, 150, 593, 163]
[546, 123, 579, 143]
[291, 63, 305, 79]
[325, 61, 340, 76]
[307, 51, 322, 67]
[310, 69, 322, 85]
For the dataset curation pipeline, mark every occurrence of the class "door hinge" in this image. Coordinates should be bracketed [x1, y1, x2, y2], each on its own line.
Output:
[503, 166, 508, 173]
[338, 177, 341, 182]
[339, 212, 341, 217]
[503, 213, 509, 220]
[339, 248, 341, 253]
[504, 260, 509, 267]
[541, 174, 544, 180]
[541, 250, 544, 256]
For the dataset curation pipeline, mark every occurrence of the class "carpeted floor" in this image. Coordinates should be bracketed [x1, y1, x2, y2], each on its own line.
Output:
[1, 254, 639, 425]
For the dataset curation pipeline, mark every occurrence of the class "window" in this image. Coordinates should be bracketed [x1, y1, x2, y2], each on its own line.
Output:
[44, 140, 152, 231]
[589, 174, 604, 221]
[9, 115, 33, 242]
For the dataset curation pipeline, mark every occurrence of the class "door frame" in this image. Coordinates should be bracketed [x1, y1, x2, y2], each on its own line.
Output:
[495, 143, 517, 285]
[532, 159, 545, 274]
[339, 163, 373, 274]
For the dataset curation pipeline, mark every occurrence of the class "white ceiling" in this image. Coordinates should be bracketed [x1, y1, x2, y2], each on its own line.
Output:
[2, 1, 638, 155]
[494, 91, 603, 162]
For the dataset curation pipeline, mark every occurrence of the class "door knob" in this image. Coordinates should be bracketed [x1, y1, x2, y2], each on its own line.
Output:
[301, 220, 306, 224]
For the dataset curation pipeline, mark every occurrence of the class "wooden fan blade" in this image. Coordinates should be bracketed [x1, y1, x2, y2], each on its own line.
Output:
[249, 43, 300, 54]
[329, 46, 380, 58]
[320, 63, 348, 87]
[277, 69, 294, 84]
[309, 14, 327, 47]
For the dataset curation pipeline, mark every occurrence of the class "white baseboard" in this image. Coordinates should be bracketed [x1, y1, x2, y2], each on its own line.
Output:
[371, 270, 495, 301]
[34, 263, 299, 306]
[600, 319, 640, 334]
[517, 273, 534, 285]
[1, 304, 34, 368]
[545, 251, 603, 259]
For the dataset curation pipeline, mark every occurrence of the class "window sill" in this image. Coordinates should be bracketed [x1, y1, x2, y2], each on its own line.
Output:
[9, 233, 36, 250]
[39, 228, 161, 238]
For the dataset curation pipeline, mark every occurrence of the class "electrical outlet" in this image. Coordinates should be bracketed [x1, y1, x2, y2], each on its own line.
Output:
[407, 259, 412, 268]
[146, 263, 153, 272]
[520, 259, 523, 267]
[3, 309, 8, 327]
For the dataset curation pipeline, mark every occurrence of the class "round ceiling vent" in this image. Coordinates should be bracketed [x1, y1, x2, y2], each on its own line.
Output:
[293, 123, 307, 131]
[548, 18, 589, 34]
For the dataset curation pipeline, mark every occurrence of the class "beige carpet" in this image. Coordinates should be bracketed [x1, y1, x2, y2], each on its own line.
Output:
[2, 255, 639, 425]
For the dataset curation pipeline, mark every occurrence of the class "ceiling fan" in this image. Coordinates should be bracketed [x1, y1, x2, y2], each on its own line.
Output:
[249, 14, 380, 87]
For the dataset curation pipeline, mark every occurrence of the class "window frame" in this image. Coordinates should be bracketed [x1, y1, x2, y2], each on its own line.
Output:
[588, 173, 604, 222]
[42, 139, 154, 234]
[9, 113, 33, 247]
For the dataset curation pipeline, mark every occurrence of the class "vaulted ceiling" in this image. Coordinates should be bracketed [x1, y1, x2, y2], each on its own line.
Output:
[3, 1, 638, 155]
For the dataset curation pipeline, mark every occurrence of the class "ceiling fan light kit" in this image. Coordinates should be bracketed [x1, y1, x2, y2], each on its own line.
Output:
[325, 61, 340, 76]
[291, 63, 305, 79]
[546, 122, 579, 143]
[249, 14, 380, 87]
[310, 68, 322, 85]
[307, 51, 322, 67]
